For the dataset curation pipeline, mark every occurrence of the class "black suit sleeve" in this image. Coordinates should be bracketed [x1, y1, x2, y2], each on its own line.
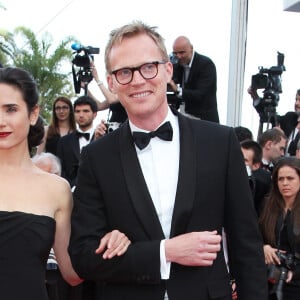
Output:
[69, 146, 162, 284]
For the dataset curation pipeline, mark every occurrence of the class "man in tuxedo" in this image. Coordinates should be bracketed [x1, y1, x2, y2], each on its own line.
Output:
[257, 127, 287, 173]
[57, 95, 98, 188]
[69, 21, 267, 300]
[167, 36, 219, 123]
[240, 140, 272, 217]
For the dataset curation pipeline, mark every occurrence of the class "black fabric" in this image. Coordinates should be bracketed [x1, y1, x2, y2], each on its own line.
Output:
[0, 211, 55, 300]
[287, 132, 300, 156]
[132, 121, 173, 150]
[75, 131, 90, 141]
[45, 134, 61, 156]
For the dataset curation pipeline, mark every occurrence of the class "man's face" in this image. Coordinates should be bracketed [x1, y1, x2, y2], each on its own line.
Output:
[270, 137, 286, 160]
[294, 93, 300, 112]
[172, 40, 193, 66]
[107, 33, 173, 126]
[241, 148, 255, 170]
[74, 104, 96, 130]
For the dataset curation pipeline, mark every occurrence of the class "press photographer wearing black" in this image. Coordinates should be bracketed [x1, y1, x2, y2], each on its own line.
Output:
[86, 62, 127, 131]
[248, 52, 300, 143]
[259, 157, 300, 300]
[167, 36, 219, 123]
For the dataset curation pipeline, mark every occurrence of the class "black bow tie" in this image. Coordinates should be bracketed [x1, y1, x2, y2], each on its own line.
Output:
[76, 131, 90, 141]
[262, 162, 273, 173]
[132, 121, 173, 150]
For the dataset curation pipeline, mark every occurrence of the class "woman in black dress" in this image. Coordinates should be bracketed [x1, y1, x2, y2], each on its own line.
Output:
[0, 67, 130, 299]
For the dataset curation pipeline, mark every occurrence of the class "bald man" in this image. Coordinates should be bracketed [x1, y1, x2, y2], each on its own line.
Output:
[169, 36, 219, 123]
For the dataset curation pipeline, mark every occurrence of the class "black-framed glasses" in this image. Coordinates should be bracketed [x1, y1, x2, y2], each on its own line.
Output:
[111, 61, 167, 85]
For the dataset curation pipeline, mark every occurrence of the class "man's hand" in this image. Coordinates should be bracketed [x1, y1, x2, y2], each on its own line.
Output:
[94, 120, 107, 140]
[168, 79, 178, 93]
[165, 231, 221, 266]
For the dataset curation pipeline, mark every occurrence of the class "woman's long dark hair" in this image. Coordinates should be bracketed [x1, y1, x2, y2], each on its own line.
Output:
[259, 157, 300, 246]
[0, 67, 44, 153]
[47, 96, 76, 139]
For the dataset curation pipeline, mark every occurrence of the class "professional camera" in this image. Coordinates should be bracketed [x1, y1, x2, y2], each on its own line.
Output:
[251, 52, 285, 122]
[268, 251, 296, 300]
[71, 43, 100, 94]
[105, 122, 121, 134]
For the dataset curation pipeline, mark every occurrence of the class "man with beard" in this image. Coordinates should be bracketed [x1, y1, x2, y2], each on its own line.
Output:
[57, 96, 98, 188]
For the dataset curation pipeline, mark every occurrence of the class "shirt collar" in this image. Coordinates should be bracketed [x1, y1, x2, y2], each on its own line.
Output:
[129, 107, 177, 134]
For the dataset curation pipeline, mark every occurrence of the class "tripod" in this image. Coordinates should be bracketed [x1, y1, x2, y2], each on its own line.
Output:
[257, 105, 279, 139]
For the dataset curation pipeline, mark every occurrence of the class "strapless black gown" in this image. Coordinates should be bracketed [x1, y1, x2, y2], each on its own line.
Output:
[0, 211, 55, 300]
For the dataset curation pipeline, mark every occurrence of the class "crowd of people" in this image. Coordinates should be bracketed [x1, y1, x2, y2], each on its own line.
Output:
[1, 20, 299, 300]
[234, 87, 300, 299]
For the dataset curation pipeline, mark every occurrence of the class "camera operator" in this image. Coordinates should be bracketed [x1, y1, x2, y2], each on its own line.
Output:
[259, 157, 300, 300]
[84, 62, 127, 132]
[167, 36, 219, 123]
[249, 87, 300, 156]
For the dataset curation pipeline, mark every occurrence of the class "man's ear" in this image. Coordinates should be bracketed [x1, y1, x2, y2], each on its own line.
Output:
[265, 140, 273, 150]
[107, 75, 116, 93]
[30, 105, 40, 126]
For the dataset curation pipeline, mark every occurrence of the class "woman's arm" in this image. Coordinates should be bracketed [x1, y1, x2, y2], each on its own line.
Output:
[53, 178, 130, 285]
[88, 62, 119, 110]
[53, 180, 83, 285]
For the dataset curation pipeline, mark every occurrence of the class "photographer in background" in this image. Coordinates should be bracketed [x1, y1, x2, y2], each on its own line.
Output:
[259, 157, 300, 300]
[85, 62, 127, 130]
[249, 87, 300, 156]
[168, 36, 219, 123]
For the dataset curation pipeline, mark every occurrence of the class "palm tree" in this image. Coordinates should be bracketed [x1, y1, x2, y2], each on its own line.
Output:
[0, 26, 77, 121]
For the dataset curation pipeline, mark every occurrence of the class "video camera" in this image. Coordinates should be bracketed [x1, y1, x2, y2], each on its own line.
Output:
[71, 43, 100, 95]
[251, 52, 285, 121]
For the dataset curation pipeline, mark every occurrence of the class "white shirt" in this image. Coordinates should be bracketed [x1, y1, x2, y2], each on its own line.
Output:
[129, 108, 180, 280]
[77, 128, 94, 152]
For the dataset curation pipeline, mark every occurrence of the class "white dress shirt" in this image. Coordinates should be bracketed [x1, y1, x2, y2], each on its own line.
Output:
[77, 128, 94, 152]
[129, 108, 180, 280]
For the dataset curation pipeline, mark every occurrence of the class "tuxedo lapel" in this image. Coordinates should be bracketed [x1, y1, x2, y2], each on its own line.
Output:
[170, 114, 196, 237]
[119, 122, 165, 240]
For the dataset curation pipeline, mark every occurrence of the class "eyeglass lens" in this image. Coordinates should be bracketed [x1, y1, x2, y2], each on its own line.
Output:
[55, 106, 69, 111]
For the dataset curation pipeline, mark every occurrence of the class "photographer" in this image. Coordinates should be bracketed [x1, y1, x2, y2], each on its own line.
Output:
[249, 86, 300, 155]
[85, 62, 127, 127]
[167, 36, 219, 123]
[259, 157, 300, 299]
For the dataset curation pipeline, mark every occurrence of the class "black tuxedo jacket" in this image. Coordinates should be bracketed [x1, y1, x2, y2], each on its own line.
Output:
[69, 114, 267, 300]
[56, 132, 94, 187]
[172, 52, 219, 123]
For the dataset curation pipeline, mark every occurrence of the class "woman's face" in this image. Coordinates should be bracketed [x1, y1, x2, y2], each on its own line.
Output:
[54, 100, 70, 121]
[0, 83, 38, 150]
[277, 165, 300, 203]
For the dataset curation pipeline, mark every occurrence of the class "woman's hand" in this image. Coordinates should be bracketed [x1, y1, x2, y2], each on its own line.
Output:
[263, 245, 284, 265]
[95, 230, 131, 259]
[286, 270, 293, 283]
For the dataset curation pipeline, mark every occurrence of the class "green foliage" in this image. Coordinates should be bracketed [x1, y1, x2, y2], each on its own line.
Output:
[0, 26, 79, 122]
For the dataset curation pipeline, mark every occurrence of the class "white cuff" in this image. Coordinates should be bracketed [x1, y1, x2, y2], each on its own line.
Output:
[160, 240, 171, 279]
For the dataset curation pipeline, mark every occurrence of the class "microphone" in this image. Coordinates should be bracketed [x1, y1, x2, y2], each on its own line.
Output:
[71, 43, 86, 52]
[71, 43, 100, 54]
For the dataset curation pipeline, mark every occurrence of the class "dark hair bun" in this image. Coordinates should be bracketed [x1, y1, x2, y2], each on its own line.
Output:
[28, 116, 45, 150]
